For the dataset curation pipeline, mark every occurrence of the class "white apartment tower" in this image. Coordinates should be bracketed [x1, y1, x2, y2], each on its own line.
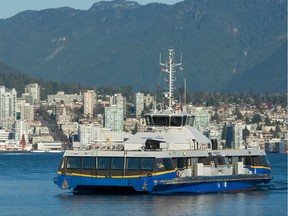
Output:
[25, 83, 40, 104]
[110, 93, 126, 117]
[105, 105, 124, 131]
[0, 86, 17, 128]
[19, 101, 34, 121]
[83, 90, 97, 118]
[13, 120, 30, 143]
[192, 107, 210, 130]
[135, 92, 144, 117]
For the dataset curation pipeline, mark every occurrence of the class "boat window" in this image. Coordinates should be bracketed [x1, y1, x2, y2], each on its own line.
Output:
[67, 157, 82, 169]
[141, 158, 155, 170]
[97, 157, 111, 169]
[198, 157, 211, 165]
[155, 158, 173, 170]
[127, 158, 140, 170]
[252, 156, 262, 166]
[152, 116, 169, 126]
[173, 158, 188, 168]
[170, 116, 182, 126]
[182, 116, 187, 126]
[82, 157, 95, 169]
[244, 156, 270, 166]
[145, 115, 152, 126]
[224, 157, 231, 167]
[163, 158, 173, 170]
[111, 157, 124, 170]
[60, 158, 65, 169]
[243, 157, 253, 166]
[214, 156, 226, 166]
[187, 116, 195, 126]
[261, 156, 269, 166]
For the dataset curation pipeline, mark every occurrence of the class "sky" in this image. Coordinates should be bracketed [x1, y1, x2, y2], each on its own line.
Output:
[0, 0, 181, 19]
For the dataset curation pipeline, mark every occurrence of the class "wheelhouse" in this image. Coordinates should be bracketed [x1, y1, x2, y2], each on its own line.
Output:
[145, 113, 195, 127]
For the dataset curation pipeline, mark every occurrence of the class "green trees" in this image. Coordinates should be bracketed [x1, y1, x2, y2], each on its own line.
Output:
[251, 114, 262, 124]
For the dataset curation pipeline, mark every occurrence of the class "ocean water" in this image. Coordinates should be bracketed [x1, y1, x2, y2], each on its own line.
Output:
[0, 153, 286, 216]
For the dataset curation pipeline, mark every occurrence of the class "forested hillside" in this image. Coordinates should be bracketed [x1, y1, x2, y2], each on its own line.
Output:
[0, 0, 286, 93]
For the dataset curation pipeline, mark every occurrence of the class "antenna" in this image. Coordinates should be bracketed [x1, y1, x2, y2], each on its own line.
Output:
[160, 49, 182, 109]
[184, 78, 186, 105]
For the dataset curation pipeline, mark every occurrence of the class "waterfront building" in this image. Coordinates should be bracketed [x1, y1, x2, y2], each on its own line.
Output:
[13, 120, 30, 143]
[77, 123, 130, 148]
[0, 129, 11, 141]
[25, 83, 40, 104]
[37, 141, 62, 151]
[0, 86, 17, 129]
[32, 135, 54, 144]
[83, 90, 97, 118]
[78, 124, 99, 146]
[105, 105, 124, 131]
[135, 92, 144, 117]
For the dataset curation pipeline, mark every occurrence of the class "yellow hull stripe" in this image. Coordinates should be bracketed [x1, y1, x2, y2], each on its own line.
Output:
[57, 170, 176, 178]
[249, 166, 271, 170]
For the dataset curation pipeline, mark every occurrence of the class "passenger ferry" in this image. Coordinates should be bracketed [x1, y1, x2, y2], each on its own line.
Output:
[54, 49, 272, 194]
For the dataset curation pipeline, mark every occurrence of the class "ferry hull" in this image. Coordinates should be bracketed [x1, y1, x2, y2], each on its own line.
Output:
[54, 173, 272, 194]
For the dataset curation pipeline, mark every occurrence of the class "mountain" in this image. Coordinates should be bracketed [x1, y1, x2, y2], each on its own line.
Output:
[0, 61, 83, 98]
[0, 0, 286, 93]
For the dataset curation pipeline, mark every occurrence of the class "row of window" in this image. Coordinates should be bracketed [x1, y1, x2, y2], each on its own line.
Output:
[64, 155, 269, 171]
[66, 157, 155, 171]
[145, 115, 195, 127]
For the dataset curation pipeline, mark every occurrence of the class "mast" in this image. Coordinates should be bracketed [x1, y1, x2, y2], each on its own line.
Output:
[160, 49, 182, 109]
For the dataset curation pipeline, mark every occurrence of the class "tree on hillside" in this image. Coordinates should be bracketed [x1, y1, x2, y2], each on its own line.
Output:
[243, 126, 250, 142]
[251, 114, 262, 124]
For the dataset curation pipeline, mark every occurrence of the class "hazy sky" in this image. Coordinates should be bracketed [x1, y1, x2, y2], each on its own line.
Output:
[0, 0, 181, 19]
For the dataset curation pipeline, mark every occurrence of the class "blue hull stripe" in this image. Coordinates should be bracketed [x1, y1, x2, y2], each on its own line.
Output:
[54, 168, 272, 194]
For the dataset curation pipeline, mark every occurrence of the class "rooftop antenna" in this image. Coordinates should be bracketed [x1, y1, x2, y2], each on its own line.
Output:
[160, 49, 182, 109]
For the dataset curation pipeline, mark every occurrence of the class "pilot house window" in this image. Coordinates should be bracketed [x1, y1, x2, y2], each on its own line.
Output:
[67, 157, 81, 169]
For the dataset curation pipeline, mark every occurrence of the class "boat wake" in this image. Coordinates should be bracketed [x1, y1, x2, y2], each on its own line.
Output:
[258, 182, 288, 191]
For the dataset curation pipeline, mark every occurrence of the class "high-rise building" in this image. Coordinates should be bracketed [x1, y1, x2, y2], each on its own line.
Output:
[13, 120, 30, 143]
[135, 92, 144, 117]
[105, 105, 124, 131]
[191, 107, 210, 131]
[0, 86, 17, 128]
[18, 101, 34, 121]
[25, 83, 40, 104]
[226, 123, 243, 149]
[110, 93, 126, 118]
[83, 90, 97, 117]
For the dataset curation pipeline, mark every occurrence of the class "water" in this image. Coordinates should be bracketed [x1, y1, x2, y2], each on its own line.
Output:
[0, 153, 286, 216]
